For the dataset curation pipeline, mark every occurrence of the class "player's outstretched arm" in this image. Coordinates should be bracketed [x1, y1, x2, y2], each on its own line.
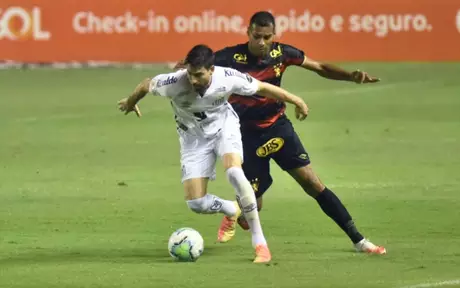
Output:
[256, 82, 309, 121]
[300, 56, 380, 84]
[117, 78, 151, 117]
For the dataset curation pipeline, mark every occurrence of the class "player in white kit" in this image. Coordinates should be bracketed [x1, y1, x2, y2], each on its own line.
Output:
[117, 44, 309, 263]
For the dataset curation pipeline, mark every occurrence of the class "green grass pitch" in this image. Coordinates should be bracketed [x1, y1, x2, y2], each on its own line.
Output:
[1, 63, 459, 288]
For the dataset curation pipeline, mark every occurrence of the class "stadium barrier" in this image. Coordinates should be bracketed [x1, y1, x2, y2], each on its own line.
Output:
[1, 0, 460, 63]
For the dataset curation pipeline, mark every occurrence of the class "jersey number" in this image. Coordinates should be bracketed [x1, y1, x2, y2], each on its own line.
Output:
[193, 112, 208, 121]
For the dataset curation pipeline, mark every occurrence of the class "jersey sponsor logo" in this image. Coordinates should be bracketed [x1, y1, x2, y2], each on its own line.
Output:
[269, 45, 283, 59]
[233, 53, 247, 64]
[212, 96, 225, 106]
[225, 69, 252, 81]
[224, 69, 244, 77]
[256, 137, 285, 157]
[157, 76, 177, 87]
[224, 69, 238, 77]
[250, 178, 259, 193]
[273, 63, 283, 77]
[299, 153, 309, 160]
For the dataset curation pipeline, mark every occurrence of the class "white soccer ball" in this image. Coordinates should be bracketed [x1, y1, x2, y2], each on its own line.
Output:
[168, 227, 204, 262]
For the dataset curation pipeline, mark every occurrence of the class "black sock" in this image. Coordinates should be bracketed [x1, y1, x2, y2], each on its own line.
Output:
[315, 187, 364, 244]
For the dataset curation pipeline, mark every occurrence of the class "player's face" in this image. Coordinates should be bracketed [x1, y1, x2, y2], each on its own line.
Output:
[247, 24, 275, 57]
[186, 65, 214, 92]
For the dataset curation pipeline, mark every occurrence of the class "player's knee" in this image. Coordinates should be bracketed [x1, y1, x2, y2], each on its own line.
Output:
[308, 177, 325, 194]
[222, 153, 242, 171]
[252, 178, 271, 208]
[289, 166, 325, 196]
[301, 181, 322, 198]
[186, 197, 208, 214]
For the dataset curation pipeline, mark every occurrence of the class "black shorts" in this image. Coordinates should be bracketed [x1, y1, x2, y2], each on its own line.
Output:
[241, 115, 310, 198]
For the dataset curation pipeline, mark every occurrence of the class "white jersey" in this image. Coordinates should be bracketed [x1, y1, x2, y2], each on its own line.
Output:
[149, 66, 259, 138]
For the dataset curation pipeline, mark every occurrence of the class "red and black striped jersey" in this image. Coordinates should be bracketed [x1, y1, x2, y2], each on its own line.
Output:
[215, 42, 305, 129]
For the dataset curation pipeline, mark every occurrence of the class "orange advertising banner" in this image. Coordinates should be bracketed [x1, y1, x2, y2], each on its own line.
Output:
[1, 0, 460, 62]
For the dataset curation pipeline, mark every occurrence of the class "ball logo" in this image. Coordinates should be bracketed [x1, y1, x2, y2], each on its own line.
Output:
[0, 7, 50, 40]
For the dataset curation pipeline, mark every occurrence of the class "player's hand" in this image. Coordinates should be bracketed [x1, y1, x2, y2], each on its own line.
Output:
[294, 101, 309, 121]
[172, 59, 186, 70]
[118, 98, 142, 117]
[351, 70, 380, 84]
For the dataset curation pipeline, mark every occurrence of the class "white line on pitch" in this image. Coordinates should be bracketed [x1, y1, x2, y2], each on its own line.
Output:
[399, 279, 460, 288]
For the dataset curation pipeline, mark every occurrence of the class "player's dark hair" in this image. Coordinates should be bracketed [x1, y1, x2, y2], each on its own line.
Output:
[249, 11, 276, 29]
[184, 44, 215, 69]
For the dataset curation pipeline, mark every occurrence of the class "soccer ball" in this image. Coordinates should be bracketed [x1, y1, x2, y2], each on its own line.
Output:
[168, 227, 204, 262]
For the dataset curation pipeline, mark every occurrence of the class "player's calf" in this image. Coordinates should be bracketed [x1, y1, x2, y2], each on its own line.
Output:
[288, 164, 325, 197]
[237, 196, 262, 231]
[288, 164, 386, 253]
[289, 165, 365, 243]
[226, 165, 267, 247]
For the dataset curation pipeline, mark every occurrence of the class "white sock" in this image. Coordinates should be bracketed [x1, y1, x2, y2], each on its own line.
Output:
[226, 167, 267, 247]
[186, 194, 237, 217]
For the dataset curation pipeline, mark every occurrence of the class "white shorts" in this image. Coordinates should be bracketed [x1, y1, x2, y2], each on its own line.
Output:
[179, 110, 243, 183]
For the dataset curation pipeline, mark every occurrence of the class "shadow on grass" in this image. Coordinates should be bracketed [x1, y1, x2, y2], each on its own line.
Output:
[0, 245, 225, 266]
